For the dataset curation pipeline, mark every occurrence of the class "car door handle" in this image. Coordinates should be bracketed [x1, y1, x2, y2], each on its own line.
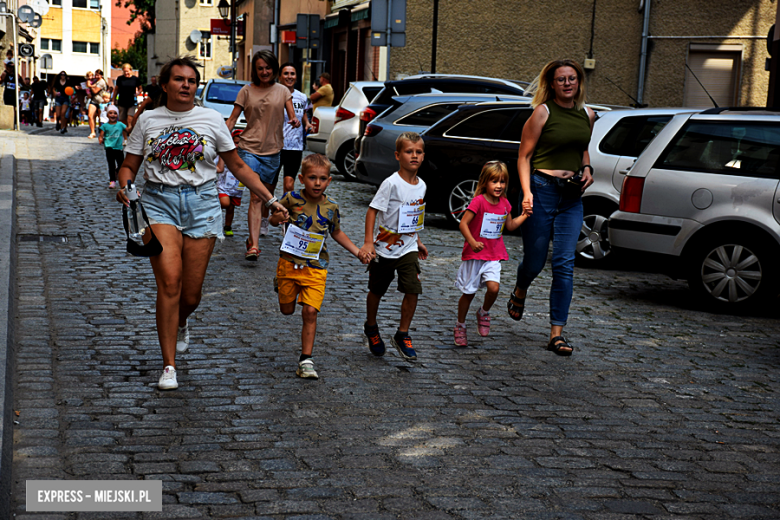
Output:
[618, 169, 630, 175]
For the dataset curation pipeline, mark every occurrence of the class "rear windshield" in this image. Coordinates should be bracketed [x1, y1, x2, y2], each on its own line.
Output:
[206, 83, 244, 104]
[362, 86, 382, 103]
[658, 121, 780, 178]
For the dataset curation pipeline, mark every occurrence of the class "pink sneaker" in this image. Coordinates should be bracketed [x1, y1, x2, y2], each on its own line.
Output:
[454, 324, 467, 347]
[476, 309, 491, 337]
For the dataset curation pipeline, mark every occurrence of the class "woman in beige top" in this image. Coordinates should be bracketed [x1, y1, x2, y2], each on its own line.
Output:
[226, 50, 299, 261]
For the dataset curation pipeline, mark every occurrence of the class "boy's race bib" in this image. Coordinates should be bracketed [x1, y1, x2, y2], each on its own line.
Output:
[280, 224, 325, 260]
[480, 212, 507, 239]
[397, 203, 425, 234]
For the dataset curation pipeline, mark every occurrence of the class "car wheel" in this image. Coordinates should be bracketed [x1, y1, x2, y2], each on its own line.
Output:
[446, 178, 478, 226]
[687, 233, 778, 311]
[335, 142, 357, 180]
[575, 201, 617, 267]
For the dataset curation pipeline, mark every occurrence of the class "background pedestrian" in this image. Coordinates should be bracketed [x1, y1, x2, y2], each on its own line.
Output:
[225, 50, 299, 261]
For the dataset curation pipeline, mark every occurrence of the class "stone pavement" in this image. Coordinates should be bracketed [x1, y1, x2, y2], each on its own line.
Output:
[3, 126, 780, 519]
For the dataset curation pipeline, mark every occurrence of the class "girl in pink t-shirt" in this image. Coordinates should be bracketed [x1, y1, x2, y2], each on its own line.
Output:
[454, 161, 528, 346]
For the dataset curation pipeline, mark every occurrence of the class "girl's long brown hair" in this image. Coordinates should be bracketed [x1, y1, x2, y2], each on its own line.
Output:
[474, 160, 509, 198]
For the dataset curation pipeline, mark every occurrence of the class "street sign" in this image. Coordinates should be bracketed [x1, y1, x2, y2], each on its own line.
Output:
[19, 44, 34, 57]
[296, 14, 320, 49]
[211, 18, 230, 36]
[370, 0, 406, 48]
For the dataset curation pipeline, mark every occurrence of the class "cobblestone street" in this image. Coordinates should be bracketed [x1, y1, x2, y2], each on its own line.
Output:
[5, 126, 780, 519]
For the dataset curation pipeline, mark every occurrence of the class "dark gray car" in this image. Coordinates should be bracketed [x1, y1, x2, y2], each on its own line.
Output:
[354, 92, 529, 186]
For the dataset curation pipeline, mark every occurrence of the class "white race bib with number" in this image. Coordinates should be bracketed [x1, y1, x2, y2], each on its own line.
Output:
[280, 224, 325, 260]
[480, 212, 507, 239]
[397, 203, 425, 234]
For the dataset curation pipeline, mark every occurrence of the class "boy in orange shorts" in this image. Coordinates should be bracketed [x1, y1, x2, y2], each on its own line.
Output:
[269, 153, 370, 379]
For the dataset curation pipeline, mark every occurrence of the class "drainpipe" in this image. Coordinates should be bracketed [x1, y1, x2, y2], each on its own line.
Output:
[636, 0, 651, 105]
[274, 0, 280, 58]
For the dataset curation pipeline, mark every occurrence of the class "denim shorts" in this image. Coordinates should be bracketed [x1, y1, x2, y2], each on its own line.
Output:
[141, 180, 223, 239]
[32, 99, 46, 111]
[54, 96, 69, 107]
[237, 148, 281, 185]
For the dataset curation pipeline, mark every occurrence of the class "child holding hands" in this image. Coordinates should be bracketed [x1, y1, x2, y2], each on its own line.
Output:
[359, 132, 428, 362]
[454, 160, 528, 346]
[269, 153, 370, 379]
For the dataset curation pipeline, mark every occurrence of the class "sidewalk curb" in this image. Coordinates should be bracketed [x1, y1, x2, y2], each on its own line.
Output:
[0, 140, 16, 519]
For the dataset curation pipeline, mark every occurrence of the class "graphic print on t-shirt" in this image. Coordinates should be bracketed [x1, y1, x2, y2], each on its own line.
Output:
[146, 126, 206, 172]
[375, 198, 424, 253]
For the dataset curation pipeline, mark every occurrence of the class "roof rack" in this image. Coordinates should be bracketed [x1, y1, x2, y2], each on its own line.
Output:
[700, 106, 780, 115]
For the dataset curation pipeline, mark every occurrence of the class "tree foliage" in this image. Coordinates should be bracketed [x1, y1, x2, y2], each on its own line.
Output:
[116, 0, 155, 32]
[112, 33, 148, 83]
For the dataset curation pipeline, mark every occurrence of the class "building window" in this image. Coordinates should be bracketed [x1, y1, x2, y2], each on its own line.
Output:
[47, 0, 62, 5]
[73, 0, 87, 7]
[73, 41, 99, 54]
[200, 0, 213, 5]
[199, 32, 212, 59]
[41, 38, 62, 52]
[90, 0, 100, 7]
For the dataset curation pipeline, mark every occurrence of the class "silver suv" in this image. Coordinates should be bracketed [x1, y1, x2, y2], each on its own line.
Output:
[578, 107, 698, 265]
[609, 108, 780, 310]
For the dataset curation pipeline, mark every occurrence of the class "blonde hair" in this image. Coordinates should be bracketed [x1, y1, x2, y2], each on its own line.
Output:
[301, 153, 331, 174]
[526, 59, 587, 111]
[474, 161, 509, 198]
[395, 131, 424, 153]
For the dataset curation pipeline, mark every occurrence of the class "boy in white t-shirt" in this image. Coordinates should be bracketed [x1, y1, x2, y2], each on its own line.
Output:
[358, 132, 428, 362]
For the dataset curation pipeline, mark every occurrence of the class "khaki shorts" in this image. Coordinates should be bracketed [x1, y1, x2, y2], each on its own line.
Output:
[368, 251, 422, 296]
[276, 258, 327, 311]
[118, 105, 136, 121]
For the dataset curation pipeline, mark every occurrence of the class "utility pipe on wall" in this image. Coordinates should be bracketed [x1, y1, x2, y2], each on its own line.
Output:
[636, 0, 651, 105]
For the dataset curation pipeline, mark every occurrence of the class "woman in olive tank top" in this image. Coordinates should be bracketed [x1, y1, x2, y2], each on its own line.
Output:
[508, 59, 596, 356]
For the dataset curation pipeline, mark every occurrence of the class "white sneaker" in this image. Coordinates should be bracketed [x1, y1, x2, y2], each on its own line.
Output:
[158, 365, 178, 390]
[260, 217, 269, 236]
[176, 321, 189, 353]
[296, 359, 319, 379]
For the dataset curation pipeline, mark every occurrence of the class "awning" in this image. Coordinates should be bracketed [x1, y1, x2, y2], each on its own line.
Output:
[351, 2, 370, 22]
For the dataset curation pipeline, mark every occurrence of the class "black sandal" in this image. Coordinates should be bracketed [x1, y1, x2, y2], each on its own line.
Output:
[507, 286, 526, 321]
[547, 336, 573, 356]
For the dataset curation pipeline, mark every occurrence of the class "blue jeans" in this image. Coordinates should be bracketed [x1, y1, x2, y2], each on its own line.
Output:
[516, 173, 583, 327]
[237, 148, 281, 185]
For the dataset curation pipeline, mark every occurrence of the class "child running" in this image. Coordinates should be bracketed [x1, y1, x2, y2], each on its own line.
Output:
[454, 160, 528, 346]
[216, 129, 244, 236]
[269, 153, 369, 379]
[98, 105, 127, 189]
[359, 131, 428, 362]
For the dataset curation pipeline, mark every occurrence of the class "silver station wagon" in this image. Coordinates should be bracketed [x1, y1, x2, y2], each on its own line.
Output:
[609, 108, 780, 311]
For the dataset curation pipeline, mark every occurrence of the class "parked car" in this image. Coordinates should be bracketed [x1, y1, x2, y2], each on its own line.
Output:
[354, 92, 529, 187]
[354, 75, 530, 157]
[324, 81, 383, 178]
[609, 107, 780, 311]
[416, 101, 534, 226]
[306, 106, 337, 155]
[576, 107, 699, 265]
[195, 78, 249, 128]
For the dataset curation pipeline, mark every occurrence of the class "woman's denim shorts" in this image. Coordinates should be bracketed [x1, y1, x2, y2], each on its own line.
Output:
[54, 96, 69, 107]
[141, 180, 223, 239]
[237, 148, 281, 185]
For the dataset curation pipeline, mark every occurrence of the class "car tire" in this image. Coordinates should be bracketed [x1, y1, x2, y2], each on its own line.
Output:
[575, 200, 617, 267]
[687, 231, 779, 312]
[446, 178, 479, 226]
[335, 142, 358, 180]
